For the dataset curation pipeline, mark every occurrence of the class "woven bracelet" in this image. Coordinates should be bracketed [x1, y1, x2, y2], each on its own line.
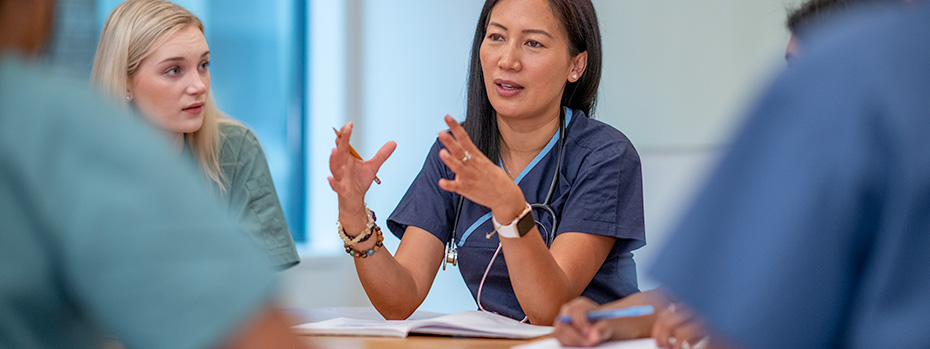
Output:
[337, 208, 377, 246]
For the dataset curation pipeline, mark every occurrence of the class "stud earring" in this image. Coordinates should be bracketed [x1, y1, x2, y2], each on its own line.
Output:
[572, 73, 578, 80]
[126, 91, 132, 101]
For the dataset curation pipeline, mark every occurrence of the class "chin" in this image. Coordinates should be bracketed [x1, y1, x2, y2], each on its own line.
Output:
[489, 100, 522, 119]
[175, 118, 205, 134]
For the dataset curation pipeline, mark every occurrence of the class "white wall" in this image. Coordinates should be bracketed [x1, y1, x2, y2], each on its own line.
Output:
[282, 0, 804, 313]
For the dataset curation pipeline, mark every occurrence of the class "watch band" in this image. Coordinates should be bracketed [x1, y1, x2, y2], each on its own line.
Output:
[491, 203, 535, 239]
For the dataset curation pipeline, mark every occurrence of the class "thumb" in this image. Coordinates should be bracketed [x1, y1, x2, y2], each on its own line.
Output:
[370, 141, 397, 170]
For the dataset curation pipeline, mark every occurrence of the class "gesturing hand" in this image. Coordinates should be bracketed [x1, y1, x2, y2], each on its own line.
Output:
[436, 115, 523, 216]
[328, 122, 396, 214]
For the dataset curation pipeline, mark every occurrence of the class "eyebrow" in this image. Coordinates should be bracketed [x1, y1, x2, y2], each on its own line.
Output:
[158, 51, 211, 64]
[488, 22, 553, 39]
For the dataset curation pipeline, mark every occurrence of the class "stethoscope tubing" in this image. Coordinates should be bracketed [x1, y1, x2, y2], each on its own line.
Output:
[444, 112, 566, 268]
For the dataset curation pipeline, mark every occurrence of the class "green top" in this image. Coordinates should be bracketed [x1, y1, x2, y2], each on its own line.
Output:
[202, 122, 300, 269]
[0, 55, 276, 349]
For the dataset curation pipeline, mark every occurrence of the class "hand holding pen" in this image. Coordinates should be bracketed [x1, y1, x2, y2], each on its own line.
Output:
[557, 305, 654, 324]
[327, 123, 396, 213]
[553, 297, 656, 348]
[333, 127, 381, 184]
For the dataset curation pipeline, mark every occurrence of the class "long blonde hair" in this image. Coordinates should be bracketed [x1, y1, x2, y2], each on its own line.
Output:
[91, 0, 230, 192]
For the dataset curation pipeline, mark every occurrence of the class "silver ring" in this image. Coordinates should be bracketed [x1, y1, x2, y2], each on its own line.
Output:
[462, 151, 471, 163]
[668, 303, 678, 314]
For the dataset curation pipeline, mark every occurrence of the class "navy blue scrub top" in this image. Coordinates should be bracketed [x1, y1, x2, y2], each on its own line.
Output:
[388, 108, 645, 321]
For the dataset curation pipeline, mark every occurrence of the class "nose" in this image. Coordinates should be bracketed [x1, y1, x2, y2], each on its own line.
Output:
[185, 72, 207, 96]
[497, 41, 521, 72]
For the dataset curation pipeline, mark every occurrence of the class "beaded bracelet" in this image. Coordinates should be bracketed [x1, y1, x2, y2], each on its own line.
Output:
[345, 224, 384, 258]
[337, 208, 377, 246]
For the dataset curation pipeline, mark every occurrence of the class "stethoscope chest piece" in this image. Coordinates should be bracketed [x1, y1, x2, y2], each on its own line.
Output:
[443, 240, 458, 270]
[441, 111, 566, 271]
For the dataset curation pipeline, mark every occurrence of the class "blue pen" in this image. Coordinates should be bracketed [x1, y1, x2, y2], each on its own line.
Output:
[557, 305, 655, 323]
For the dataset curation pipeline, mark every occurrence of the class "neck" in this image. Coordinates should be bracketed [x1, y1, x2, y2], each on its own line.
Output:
[497, 107, 561, 177]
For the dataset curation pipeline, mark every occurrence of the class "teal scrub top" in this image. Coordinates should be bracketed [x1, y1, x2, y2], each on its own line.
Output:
[0, 55, 277, 349]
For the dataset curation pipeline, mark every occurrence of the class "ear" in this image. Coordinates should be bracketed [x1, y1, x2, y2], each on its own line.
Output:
[567, 51, 588, 83]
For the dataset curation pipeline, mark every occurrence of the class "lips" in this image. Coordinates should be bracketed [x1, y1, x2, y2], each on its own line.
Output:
[182, 102, 204, 114]
[494, 79, 523, 97]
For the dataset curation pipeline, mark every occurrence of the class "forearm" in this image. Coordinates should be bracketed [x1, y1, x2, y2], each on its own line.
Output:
[353, 244, 427, 320]
[500, 231, 576, 325]
[340, 217, 439, 320]
[491, 195, 610, 325]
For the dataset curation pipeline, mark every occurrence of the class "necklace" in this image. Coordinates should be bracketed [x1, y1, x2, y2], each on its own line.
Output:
[501, 160, 516, 180]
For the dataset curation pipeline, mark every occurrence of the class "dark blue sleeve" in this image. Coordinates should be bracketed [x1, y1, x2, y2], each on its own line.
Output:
[650, 39, 885, 348]
[558, 139, 645, 250]
[387, 140, 456, 243]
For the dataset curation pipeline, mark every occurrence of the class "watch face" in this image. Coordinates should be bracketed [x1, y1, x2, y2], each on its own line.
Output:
[517, 210, 535, 237]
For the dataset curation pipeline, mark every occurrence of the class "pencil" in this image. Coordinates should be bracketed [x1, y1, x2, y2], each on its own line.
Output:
[333, 127, 381, 185]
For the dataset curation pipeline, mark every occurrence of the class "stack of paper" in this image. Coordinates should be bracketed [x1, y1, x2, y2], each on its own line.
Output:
[293, 310, 553, 339]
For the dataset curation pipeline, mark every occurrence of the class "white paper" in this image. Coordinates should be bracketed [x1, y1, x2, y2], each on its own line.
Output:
[293, 310, 553, 339]
[513, 338, 659, 349]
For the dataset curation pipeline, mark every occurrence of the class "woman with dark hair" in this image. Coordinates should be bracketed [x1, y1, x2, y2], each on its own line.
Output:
[329, 0, 644, 326]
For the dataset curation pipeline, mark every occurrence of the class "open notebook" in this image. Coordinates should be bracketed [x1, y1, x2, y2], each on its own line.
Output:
[292, 310, 553, 339]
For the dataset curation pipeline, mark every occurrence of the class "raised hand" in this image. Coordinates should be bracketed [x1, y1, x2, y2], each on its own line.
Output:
[436, 115, 523, 217]
[328, 122, 396, 216]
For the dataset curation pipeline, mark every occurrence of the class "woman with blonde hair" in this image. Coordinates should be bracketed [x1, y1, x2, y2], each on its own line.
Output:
[92, 0, 298, 269]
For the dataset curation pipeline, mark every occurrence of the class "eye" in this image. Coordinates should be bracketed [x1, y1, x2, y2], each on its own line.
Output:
[165, 66, 181, 76]
[199, 61, 210, 71]
[486, 33, 504, 42]
[526, 40, 544, 48]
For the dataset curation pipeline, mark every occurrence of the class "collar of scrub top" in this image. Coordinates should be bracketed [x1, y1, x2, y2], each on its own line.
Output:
[456, 108, 574, 247]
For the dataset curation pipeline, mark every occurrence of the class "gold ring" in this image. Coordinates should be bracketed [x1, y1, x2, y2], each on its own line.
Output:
[462, 151, 471, 163]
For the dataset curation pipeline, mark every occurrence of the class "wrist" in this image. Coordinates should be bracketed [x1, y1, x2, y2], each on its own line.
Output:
[337, 202, 367, 233]
[490, 186, 528, 223]
[491, 202, 534, 239]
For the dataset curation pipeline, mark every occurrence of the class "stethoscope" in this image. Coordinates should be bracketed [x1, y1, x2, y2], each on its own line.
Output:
[443, 109, 567, 270]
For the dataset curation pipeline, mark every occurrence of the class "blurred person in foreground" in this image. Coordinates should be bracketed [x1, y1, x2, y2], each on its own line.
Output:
[555, 0, 918, 347]
[0, 0, 303, 347]
[651, 1, 930, 348]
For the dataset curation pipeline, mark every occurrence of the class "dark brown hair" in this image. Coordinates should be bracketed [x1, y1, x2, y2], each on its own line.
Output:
[463, 0, 602, 163]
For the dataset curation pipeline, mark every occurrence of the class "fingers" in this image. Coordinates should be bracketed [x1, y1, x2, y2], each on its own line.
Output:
[329, 147, 345, 179]
[670, 321, 707, 349]
[439, 115, 478, 166]
[654, 303, 704, 349]
[653, 305, 679, 348]
[444, 114, 473, 148]
[330, 123, 354, 177]
[553, 322, 592, 347]
[553, 298, 603, 347]
[334, 122, 353, 151]
[436, 146, 468, 177]
[437, 131, 468, 171]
